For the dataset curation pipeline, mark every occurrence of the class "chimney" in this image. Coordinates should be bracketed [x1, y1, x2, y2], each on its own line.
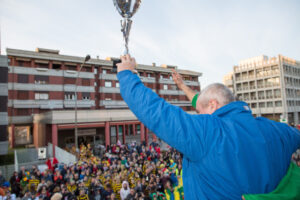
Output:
[36, 48, 59, 54]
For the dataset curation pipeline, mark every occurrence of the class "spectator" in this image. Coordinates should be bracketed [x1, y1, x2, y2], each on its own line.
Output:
[120, 181, 130, 200]
[0, 171, 6, 188]
[50, 193, 62, 200]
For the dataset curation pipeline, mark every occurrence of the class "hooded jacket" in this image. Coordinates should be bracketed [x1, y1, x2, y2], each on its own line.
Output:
[117, 70, 300, 200]
[120, 181, 130, 200]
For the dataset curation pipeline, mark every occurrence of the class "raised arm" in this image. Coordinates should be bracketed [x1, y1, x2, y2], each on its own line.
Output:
[116, 55, 213, 160]
[171, 69, 199, 110]
[171, 69, 197, 102]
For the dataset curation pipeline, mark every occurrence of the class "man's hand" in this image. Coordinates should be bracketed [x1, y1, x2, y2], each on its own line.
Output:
[171, 69, 184, 90]
[116, 54, 136, 73]
[171, 69, 197, 103]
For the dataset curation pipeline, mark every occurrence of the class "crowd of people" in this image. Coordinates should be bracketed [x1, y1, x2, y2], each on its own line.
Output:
[0, 141, 184, 200]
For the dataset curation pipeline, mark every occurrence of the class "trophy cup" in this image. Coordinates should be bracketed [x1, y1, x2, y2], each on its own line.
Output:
[111, 0, 142, 72]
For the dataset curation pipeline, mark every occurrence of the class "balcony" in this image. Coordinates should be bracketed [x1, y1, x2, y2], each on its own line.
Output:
[63, 70, 94, 79]
[99, 87, 120, 93]
[99, 73, 118, 81]
[140, 76, 156, 83]
[64, 100, 95, 108]
[64, 85, 95, 92]
[100, 100, 128, 108]
[159, 90, 185, 95]
[9, 100, 64, 109]
[159, 78, 173, 84]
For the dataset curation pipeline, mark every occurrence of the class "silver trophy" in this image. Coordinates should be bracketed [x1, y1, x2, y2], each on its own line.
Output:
[113, 0, 142, 55]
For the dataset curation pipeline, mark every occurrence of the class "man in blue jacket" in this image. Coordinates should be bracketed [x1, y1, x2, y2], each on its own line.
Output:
[116, 55, 300, 200]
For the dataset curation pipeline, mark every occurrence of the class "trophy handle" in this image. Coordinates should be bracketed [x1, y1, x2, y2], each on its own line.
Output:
[120, 18, 132, 55]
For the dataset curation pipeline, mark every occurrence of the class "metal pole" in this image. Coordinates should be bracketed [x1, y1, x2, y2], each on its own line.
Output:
[75, 55, 90, 151]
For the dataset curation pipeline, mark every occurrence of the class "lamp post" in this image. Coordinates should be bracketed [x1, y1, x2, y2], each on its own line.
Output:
[75, 55, 91, 151]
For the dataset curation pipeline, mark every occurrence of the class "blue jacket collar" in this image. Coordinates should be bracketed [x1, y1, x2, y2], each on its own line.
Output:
[212, 101, 252, 118]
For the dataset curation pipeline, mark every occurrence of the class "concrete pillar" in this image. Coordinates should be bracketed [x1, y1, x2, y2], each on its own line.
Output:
[52, 124, 58, 157]
[294, 112, 299, 125]
[33, 123, 39, 148]
[123, 124, 126, 144]
[133, 124, 136, 136]
[152, 134, 157, 142]
[116, 125, 119, 143]
[140, 123, 145, 143]
[11, 124, 15, 148]
[49, 61, 53, 69]
[105, 122, 110, 147]
[145, 128, 149, 145]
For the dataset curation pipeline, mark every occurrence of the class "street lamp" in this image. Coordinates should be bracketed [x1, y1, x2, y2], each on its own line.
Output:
[75, 55, 91, 151]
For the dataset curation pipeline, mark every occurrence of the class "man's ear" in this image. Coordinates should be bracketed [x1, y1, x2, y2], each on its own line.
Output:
[208, 99, 219, 114]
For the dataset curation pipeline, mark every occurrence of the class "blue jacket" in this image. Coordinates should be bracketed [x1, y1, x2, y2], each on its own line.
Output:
[117, 70, 300, 200]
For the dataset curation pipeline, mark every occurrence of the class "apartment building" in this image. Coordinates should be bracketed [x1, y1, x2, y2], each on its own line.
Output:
[4, 48, 201, 151]
[227, 55, 300, 125]
[223, 72, 234, 93]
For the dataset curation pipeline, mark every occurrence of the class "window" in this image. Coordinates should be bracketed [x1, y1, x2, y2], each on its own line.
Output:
[94, 68, 98, 75]
[275, 101, 282, 107]
[266, 90, 272, 99]
[66, 65, 77, 71]
[103, 69, 107, 74]
[17, 60, 31, 67]
[52, 63, 61, 70]
[65, 92, 76, 100]
[171, 85, 177, 90]
[82, 66, 92, 72]
[18, 74, 28, 83]
[267, 102, 273, 107]
[82, 92, 90, 100]
[259, 102, 265, 108]
[118, 126, 123, 136]
[34, 75, 49, 84]
[116, 82, 120, 88]
[0, 96, 7, 111]
[105, 81, 112, 87]
[148, 73, 152, 78]
[36, 63, 48, 69]
[274, 89, 281, 98]
[163, 85, 168, 90]
[251, 103, 257, 108]
[258, 91, 265, 99]
[35, 93, 49, 100]
[0, 68, 8, 83]
[136, 124, 141, 135]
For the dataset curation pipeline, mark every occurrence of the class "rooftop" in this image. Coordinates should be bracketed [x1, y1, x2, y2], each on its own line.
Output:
[6, 48, 202, 76]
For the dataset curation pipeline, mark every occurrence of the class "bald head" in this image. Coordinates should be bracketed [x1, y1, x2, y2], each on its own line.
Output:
[196, 83, 235, 114]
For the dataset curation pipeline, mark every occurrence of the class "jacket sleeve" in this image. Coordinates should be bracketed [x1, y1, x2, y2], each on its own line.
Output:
[117, 70, 213, 160]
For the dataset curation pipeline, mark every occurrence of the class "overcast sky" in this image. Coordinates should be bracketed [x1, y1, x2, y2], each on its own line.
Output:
[0, 0, 299, 87]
